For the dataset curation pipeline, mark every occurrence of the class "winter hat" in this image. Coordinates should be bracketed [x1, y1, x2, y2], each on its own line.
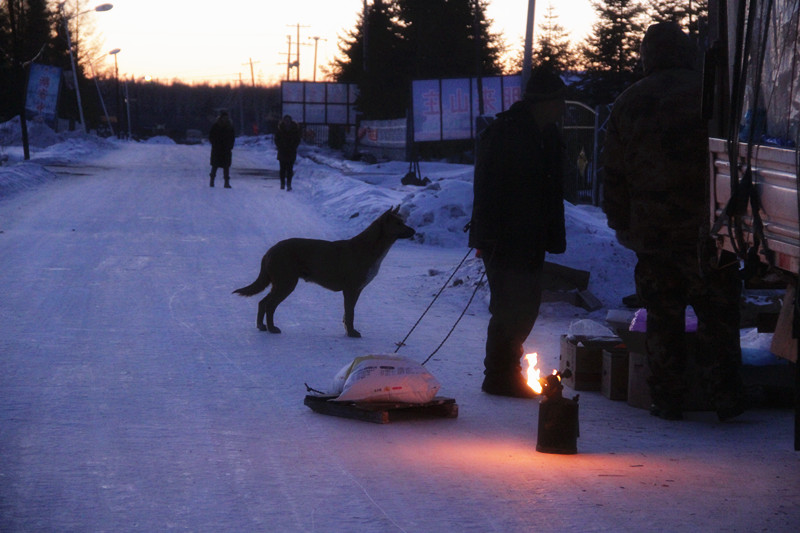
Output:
[524, 66, 566, 102]
[640, 22, 696, 75]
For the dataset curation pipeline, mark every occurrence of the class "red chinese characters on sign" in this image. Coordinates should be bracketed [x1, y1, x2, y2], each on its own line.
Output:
[25, 64, 62, 125]
[412, 75, 522, 142]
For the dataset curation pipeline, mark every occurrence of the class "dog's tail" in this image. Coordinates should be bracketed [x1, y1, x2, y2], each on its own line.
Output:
[232, 264, 271, 297]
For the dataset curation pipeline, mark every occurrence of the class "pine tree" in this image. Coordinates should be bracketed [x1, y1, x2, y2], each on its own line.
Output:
[578, 0, 648, 105]
[395, 0, 501, 79]
[330, 0, 503, 119]
[530, 4, 578, 73]
[328, 0, 407, 119]
[0, 0, 54, 120]
[649, 0, 708, 42]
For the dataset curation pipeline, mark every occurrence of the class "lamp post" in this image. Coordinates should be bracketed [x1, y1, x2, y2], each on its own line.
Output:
[88, 58, 113, 137]
[109, 48, 121, 138]
[60, 2, 114, 133]
[521, 0, 536, 90]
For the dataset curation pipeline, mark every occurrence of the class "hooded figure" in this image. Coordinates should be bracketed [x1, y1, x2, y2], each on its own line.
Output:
[603, 22, 746, 421]
[274, 115, 301, 191]
[209, 111, 235, 188]
[468, 65, 567, 398]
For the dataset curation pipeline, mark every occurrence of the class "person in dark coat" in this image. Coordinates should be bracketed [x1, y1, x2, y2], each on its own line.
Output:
[468, 66, 567, 398]
[603, 22, 746, 421]
[209, 111, 235, 188]
[274, 115, 301, 191]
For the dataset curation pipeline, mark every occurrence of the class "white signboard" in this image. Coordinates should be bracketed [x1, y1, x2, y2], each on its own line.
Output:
[25, 63, 62, 126]
[281, 81, 359, 125]
[412, 75, 522, 142]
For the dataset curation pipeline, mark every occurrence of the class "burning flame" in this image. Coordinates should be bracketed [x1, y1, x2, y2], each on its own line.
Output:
[524, 353, 562, 395]
[524, 353, 542, 394]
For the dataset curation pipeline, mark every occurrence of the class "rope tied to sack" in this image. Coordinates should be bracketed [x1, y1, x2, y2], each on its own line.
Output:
[394, 248, 485, 366]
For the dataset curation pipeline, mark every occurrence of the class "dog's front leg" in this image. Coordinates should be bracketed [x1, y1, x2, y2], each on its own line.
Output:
[342, 288, 362, 338]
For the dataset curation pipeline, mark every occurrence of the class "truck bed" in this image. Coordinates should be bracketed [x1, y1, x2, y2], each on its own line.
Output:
[709, 137, 800, 274]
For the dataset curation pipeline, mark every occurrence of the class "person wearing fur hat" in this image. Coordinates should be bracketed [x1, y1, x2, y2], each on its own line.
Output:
[468, 65, 567, 398]
[209, 110, 235, 188]
[603, 22, 746, 421]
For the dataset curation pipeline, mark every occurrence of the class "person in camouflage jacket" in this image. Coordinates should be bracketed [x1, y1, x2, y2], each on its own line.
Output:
[603, 22, 746, 421]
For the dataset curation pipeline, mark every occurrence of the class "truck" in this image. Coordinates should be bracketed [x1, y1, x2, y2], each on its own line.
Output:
[704, 0, 798, 448]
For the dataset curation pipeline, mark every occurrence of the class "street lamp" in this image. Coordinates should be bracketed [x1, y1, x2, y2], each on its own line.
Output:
[88, 58, 113, 137]
[60, 2, 114, 133]
[109, 48, 121, 138]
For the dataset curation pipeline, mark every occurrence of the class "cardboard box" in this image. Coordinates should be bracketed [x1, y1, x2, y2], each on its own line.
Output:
[559, 335, 622, 391]
[602, 349, 629, 401]
[627, 351, 651, 409]
[623, 337, 713, 411]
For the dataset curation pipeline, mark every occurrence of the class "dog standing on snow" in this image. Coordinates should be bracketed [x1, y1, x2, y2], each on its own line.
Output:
[233, 206, 415, 337]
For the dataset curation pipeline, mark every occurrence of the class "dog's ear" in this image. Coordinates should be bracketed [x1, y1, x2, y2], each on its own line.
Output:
[392, 205, 400, 215]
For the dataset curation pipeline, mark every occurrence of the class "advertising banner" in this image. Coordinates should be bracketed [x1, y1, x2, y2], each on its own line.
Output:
[25, 63, 62, 127]
[412, 75, 522, 142]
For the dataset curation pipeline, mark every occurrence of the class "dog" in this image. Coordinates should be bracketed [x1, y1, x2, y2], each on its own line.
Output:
[233, 206, 415, 337]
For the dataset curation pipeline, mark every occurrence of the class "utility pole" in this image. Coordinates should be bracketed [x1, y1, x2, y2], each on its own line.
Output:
[287, 23, 310, 81]
[238, 72, 245, 133]
[241, 58, 261, 134]
[473, 0, 483, 116]
[242, 57, 260, 87]
[308, 36, 327, 82]
[285, 35, 293, 80]
[362, 0, 369, 72]
[522, 0, 537, 90]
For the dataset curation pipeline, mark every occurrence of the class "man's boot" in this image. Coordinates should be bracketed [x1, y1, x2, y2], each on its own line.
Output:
[224, 177, 231, 189]
[209, 173, 215, 187]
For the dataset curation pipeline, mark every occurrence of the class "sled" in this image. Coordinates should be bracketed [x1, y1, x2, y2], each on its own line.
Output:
[304, 394, 458, 424]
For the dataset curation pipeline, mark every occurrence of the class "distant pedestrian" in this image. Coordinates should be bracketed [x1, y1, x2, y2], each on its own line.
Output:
[209, 110, 235, 188]
[275, 115, 301, 191]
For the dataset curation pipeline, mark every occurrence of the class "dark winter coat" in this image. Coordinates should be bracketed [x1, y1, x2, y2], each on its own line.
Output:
[209, 116, 235, 168]
[468, 100, 566, 261]
[275, 119, 301, 163]
[602, 23, 707, 254]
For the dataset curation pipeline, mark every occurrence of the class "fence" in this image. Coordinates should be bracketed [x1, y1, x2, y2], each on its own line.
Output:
[302, 101, 612, 207]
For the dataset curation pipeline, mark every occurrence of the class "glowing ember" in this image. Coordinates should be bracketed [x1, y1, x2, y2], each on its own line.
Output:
[524, 353, 542, 394]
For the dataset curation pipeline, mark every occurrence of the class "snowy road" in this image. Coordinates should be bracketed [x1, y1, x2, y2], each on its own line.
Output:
[1, 141, 799, 532]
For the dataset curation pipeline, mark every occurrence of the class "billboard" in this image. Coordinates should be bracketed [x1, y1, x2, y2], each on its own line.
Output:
[281, 81, 358, 126]
[412, 75, 522, 142]
[25, 63, 62, 127]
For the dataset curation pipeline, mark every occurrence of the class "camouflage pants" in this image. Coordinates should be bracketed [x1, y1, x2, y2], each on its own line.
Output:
[635, 247, 743, 410]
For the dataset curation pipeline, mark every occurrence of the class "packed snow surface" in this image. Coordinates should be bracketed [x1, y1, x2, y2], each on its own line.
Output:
[1, 123, 798, 532]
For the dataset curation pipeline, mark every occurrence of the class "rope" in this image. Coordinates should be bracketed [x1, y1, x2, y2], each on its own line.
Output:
[394, 248, 483, 365]
[420, 271, 485, 366]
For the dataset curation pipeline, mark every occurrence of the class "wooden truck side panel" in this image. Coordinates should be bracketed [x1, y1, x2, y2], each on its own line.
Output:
[709, 137, 800, 274]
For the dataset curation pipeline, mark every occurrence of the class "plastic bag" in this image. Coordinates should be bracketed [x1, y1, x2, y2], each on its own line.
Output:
[566, 319, 619, 344]
[629, 308, 698, 332]
[331, 354, 441, 404]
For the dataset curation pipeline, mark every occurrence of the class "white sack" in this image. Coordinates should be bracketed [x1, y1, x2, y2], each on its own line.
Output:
[331, 354, 441, 404]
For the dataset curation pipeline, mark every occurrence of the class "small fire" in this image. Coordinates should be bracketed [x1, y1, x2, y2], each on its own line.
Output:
[524, 352, 543, 394]
[525, 353, 562, 395]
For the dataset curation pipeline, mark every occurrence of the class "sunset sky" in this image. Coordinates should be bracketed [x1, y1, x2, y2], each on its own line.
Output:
[88, 0, 596, 85]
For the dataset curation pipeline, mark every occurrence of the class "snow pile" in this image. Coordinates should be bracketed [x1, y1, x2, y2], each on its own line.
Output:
[143, 135, 176, 145]
[290, 142, 637, 308]
[0, 161, 57, 198]
[0, 116, 62, 148]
